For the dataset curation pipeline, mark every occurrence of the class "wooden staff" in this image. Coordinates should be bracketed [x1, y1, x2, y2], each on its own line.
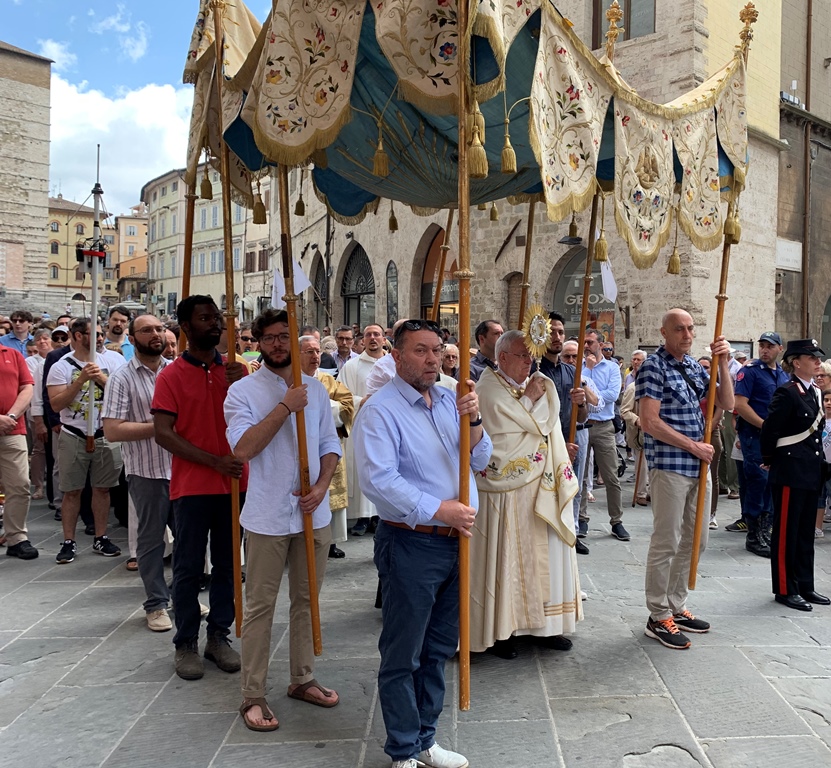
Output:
[456, 0, 473, 712]
[631, 448, 644, 507]
[431, 209, 455, 322]
[178, 182, 197, 355]
[568, 192, 600, 444]
[210, 1, 244, 637]
[277, 164, 323, 655]
[516, 200, 536, 327]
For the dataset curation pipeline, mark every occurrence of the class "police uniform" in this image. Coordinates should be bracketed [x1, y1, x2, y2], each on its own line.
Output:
[760, 339, 830, 611]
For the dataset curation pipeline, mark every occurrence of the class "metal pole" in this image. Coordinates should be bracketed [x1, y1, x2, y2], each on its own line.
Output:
[87, 147, 103, 454]
[179, 182, 197, 354]
[517, 200, 536, 327]
[211, 1, 244, 637]
[431, 209, 455, 322]
[278, 165, 323, 655]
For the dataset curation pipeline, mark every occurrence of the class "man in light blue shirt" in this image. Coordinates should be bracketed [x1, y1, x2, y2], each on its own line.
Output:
[579, 330, 629, 541]
[353, 319, 492, 768]
[0, 311, 34, 355]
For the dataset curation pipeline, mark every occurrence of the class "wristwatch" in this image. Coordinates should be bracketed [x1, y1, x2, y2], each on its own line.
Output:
[469, 413, 482, 427]
[7, 413, 17, 421]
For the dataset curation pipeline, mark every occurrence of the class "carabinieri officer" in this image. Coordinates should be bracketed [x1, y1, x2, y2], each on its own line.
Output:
[760, 338, 830, 611]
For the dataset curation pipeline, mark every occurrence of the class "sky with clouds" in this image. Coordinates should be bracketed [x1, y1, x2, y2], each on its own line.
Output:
[3, 0, 271, 217]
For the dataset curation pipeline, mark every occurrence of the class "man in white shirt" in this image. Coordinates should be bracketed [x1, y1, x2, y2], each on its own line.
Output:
[339, 323, 386, 535]
[225, 308, 341, 732]
[26, 329, 53, 500]
[46, 318, 124, 564]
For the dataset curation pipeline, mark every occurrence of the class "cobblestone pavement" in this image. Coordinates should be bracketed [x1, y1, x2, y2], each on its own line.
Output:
[2, 487, 831, 768]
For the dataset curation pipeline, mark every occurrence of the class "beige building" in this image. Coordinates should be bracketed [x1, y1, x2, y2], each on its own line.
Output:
[0, 41, 63, 315]
[247, 1, 782, 357]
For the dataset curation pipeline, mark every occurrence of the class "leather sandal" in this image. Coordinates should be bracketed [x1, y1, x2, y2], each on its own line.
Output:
[239, 697, 279, 731]
[287, 679, 339, 708]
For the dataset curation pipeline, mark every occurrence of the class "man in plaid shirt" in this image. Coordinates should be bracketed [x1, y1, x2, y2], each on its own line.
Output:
[635, 309, 734, 649]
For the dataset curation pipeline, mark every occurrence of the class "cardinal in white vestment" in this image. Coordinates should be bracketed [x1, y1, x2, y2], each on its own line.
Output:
[472, 330, 583, 658]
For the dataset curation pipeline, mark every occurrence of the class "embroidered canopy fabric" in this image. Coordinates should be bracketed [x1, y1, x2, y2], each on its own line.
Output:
[186, 0, 751, 267]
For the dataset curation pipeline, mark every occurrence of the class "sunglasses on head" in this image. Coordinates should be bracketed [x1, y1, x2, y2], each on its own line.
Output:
[398, 319, 441, 334]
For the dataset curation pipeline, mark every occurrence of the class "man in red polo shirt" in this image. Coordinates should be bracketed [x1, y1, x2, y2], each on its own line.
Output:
[153, 295, 248, 681]
[1, 345, 36, 559]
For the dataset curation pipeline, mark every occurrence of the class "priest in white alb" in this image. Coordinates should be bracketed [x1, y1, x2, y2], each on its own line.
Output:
[472, 329, 583, 659]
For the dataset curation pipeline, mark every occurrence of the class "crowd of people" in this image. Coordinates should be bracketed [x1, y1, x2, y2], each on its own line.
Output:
[1, 301, 829, 768]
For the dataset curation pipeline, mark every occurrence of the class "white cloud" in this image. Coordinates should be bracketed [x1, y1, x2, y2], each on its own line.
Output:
[49, 74, 193, 216]
[37, 39, 77, 72]
[120, 21, 149, 63]
[88, 3, 150, 62]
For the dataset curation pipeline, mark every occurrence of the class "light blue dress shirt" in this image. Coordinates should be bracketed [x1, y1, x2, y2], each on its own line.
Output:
[353, 376, 493, 529]
[0, 333, 32, 356]
[583, 357, 621, 422]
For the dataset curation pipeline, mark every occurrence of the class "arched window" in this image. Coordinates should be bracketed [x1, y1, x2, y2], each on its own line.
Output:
[50, 241, 59, 255]
[340, 244, 375, 328]
[75, 223, 85, 235]
[313, 258, 327, 330]
[49, 265, 59, 280]
[50, 221, 59, 232]
[386, 261, 398, 329]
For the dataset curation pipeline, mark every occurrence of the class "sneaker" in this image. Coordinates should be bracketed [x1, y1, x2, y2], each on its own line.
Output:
[725, 517, 747, 532]
[644, 617, 691, 649]
[391, 761, 418, 768]
[204, 633, 241, 672]
[93, 535, 121, 557]
[611, 522, 631, 541]
[6, 540, 39, 560]
[816, 528, 825, 538]
[577, 520, 588, 538]
[709, 517, 718, 530]
[56, 539, 76, 564]
[418, 742, 469, 768]
[727, 491, 740, 500]
[200, 602, 210, 617]
[146, 608, 173, 632]
[672, 609, 710, 633]
[351, 519, 369, 536]
[84, 524, 95, 536]
[175, 639, 204, 680]
[824, 510, 831, 524]
[53, 509, 62, 521]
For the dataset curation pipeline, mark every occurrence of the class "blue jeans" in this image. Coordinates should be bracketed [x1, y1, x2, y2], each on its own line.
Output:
[572, 428, 589, 531]
[737, 429, 772, 521]
[374, 522, 460, 761]
[171, 493, 243, 646]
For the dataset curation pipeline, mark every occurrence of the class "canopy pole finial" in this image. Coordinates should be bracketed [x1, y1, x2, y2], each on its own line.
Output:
[738, 3, 759, 60]
[605, 1, 624, 63]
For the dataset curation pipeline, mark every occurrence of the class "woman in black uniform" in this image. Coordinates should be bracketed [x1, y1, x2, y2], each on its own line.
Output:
[760, 339, 829, 611]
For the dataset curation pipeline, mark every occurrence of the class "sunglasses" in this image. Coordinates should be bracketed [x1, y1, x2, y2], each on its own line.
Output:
[397, 319, 441, 335]
[52, 334, 68, 341]
[240, 336, 254, 342]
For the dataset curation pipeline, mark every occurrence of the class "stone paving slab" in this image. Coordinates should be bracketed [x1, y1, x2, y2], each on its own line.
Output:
[457, 720, 561, 768]
[702, 736, 831, 767]
[0, 581, 83, 631]
[213, 742, 364, 768]
[768, 677, 831, 748]
[741, 645, 831, 676]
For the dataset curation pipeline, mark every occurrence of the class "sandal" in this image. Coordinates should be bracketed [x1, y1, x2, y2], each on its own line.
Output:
[125, 557, 138, 571]
[239, 697, 279, 732]
[31, 489, 45, 500]
[287, 679, 339, 708]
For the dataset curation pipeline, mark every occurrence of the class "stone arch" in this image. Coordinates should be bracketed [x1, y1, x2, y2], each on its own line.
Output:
[503, 271, 524, 330]
[337, 241, 376, 328]
[409, 222, 445, 318]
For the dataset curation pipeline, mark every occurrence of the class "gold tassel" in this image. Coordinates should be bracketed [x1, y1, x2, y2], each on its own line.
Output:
[593, 195, 607, 260]
[501, 120, 517, 175]
[294, 194, 305, 217]
[252, 194, 267, 225]
[490, 201, 499, 221]
[731, 213, 742, 244]
[473, 101, 486, 146]
[477, 202, 487, 211]
[667, 245, 681, 274]
[568, 212, 578, 239]
[200, 165, 213, 201]
[388, 201, 398, 232]
[469, 124, 489, 179]
[373, 134, 390, 177]
[733, 166, 746, 191]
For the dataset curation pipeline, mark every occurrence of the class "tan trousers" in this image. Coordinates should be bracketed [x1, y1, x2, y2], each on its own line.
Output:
[633, 448, 648, 500]
[579, 420, 624, 524]
[645, 469, 710, 621]
[241, 525, 332, 699]
[0, 435, 32, 546]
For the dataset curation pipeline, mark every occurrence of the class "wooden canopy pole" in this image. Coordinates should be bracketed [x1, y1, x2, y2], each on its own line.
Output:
[568, 193, 600, 443]
[178, 182, 197, 354]
[210, 1, 244, 637]
[277, 164, 323, 655]
[689, 3, 758, 589]
[456, 0, 473, 713]
[516, 200, 536, 328]
[431, 208, 455, 322]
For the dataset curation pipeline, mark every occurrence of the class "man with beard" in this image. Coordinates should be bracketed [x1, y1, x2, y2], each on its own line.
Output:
[103, 315, 174, 632]
[539, 312, 597, 554]
[340, 323, 387, 536]
[226, 310, 341, 730]
[152, 296, 248, 680]
[106, 306, 134, 361]
[353, 319, 491, 768]
[162, 329, 178, 361]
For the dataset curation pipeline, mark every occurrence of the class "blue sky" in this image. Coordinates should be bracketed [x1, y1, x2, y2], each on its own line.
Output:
[2, 0, 271, 216]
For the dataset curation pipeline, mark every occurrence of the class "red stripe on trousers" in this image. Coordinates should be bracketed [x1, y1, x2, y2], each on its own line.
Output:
[779, 486, 790, 596]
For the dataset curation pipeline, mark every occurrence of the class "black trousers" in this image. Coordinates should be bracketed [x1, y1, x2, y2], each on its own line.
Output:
[770, 484, 817, 596]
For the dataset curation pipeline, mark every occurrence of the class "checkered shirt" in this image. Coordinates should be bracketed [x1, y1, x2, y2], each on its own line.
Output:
[635, 346, 710, 478]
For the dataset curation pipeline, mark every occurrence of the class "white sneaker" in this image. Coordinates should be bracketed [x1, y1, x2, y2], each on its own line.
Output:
[709, 517, 718, 530]
[391, 761, 418, 768]
[581, 590, 588, 601]
[147, 608, 172, 632]
[200, 602, 210, 617]
[418, 743, 469, 768]
[816, 528, 824, 538]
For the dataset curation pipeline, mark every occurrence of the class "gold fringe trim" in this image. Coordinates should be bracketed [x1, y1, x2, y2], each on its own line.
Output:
[409, 205, 443, 216]
[507, 192, 545, 206]
[396, 79, 457, 117]
[612, 203, 673, 270]
[676, 215, 724, 252]
[310, 174, 380, 225]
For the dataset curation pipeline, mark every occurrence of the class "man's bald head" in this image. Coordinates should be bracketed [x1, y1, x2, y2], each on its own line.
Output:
[661, 308, 693, 331]
[660, 308, 696, 360]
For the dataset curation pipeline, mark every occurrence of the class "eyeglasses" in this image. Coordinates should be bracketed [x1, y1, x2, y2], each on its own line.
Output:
[259, 333, 291, 345]
[135, 327, 165, 335]
[52, 334, 68, 341]
[602, 347, 613, 353]
[11, 318, 28, 323]
[504, 351, 532, 362]
[240, 336, 254, 342]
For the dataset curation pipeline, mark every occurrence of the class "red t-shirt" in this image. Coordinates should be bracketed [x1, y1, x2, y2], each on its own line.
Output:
[151, 351, 248, 500]
[0, 347, 34, 436]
